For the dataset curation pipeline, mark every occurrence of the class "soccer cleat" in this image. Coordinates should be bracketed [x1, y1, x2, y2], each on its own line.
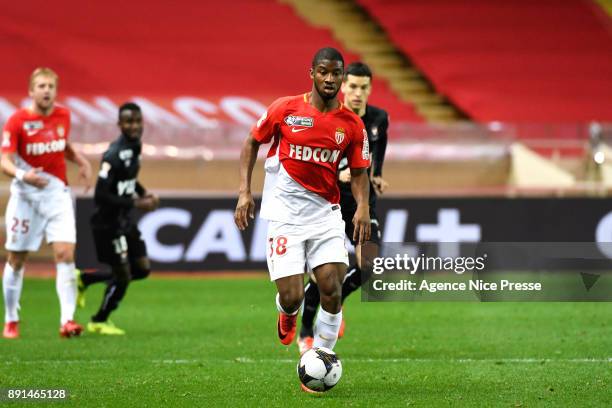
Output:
[59, 320, 83, 338]
[3, 321, 19, 339]
[338, 317, 346, 339]
[76, 268, 86, 308]
[87, 320, 126, 336]
[300, 383, 323, 395]
[277, 312, 297, 345]
[297, 336, 314, 355]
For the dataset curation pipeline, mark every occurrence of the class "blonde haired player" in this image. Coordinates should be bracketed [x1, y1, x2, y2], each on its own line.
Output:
[1, 67, 92, 338]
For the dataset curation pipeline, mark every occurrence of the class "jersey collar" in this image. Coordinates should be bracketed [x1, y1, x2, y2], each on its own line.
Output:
[303, 92, 343, 113]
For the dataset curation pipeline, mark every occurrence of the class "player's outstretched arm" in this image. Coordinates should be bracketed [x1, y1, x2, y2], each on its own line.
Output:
[234, 134, 261, 231]
[0, 153, 48, 188]
[350, 168, 371, 244]
[65, 142, 92, 192]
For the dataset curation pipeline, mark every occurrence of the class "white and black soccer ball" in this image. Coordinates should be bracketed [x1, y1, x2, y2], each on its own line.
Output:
[297, 347, 342, 392]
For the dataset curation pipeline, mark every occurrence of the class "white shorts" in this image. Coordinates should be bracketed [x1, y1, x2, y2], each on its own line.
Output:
[266, 209, 348, 281]
[4, 189, 76, 252]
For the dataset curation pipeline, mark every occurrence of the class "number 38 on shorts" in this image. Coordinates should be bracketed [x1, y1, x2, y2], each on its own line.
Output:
[264, 216, 348, 281]
[268, 236, 288, 257]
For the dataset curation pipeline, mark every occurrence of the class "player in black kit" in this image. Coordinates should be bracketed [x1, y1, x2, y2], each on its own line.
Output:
[78, 102, 159, 335]
[298, 62, 389, 353]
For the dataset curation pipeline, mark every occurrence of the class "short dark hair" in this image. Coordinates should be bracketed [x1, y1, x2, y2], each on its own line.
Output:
[312, 47, 344, 68]
[118, 102, 141, 119]
[344, 62, 372, 81]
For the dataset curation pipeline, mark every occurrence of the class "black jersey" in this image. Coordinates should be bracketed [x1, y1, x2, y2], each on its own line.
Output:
[339, 104, 389, 210]
[91, 134, 145, 230]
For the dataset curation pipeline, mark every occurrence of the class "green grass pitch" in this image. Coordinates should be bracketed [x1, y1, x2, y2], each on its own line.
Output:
[1, 277, 611, 407]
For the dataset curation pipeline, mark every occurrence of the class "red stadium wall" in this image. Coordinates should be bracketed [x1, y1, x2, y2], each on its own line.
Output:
[360, 0, 612, 122]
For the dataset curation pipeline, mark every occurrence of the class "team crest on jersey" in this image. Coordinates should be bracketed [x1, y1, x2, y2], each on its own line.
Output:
[23, 121, 44, 136]
[57, 125, 65, 138]
[335, 128, 345, 144]
[119, 149, 133, 166]
[362, 129, 370, 160]
[119, 149, 133, 160]
[284, 116, 314, 127]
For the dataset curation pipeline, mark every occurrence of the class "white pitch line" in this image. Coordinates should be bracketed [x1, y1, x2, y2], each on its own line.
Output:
[2, 357, 611, 365]
[177, 357, 612, 364]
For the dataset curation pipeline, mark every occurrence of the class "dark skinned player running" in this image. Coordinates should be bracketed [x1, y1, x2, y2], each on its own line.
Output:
[234, 48, 371, 393]
[298, 62, 389, 354]
[77, 103, 159, 335]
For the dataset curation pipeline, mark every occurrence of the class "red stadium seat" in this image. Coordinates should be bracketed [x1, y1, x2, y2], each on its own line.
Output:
[0, 0, 421, 123]
[359, 0, 612, 122]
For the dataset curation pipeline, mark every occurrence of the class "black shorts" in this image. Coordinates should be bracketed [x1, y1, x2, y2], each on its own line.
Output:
[341, 204, 382, 246]
[92, 224, 147, 266]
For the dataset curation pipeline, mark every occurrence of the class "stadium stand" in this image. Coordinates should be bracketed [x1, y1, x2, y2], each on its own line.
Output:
[595, 0, 612, 17]
[281, 0, 464, 122]
[0, 0, 421, 122]
[359, 0, 612, 122]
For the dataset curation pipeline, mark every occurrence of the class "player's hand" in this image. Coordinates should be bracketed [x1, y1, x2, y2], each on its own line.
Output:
[235, 191, 255, 231]
[338, 168, 351, 183]
[78, 161, 93, 193]
[371, 176, 389, 195]
[23, 167, 49, 188]
[352, 205, 371, 245]
[134, 196, 158, 212]
[144, 193, 160, 210]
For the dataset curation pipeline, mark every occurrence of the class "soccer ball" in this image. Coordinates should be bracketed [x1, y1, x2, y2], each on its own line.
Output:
[297, 347, 342, 391]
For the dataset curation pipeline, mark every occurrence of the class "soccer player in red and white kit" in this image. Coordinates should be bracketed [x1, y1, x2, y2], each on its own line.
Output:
[234, 48, 371, 360]
[1, 67, 92, 339]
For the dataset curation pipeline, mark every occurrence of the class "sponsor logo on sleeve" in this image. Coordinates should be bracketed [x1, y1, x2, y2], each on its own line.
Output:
[362, 129, 370, 160]
[99, 161, 112, 179]
[2, 131, 10, 148]
[256, 110, 268, 128]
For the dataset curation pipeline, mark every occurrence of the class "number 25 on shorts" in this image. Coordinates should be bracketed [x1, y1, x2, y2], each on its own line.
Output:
[268, 236, 288, 257]
[11, 217, 30, 234]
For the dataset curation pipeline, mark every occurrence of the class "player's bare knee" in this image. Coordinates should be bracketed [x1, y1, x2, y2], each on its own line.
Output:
[10, 260, 25, 271]
[319, 292, 342, 313]
[279, 289, 303, 313]
[7, 252, 27, 271]
[316, 273, 342, 297]
[317, 279, 342, 312]
[53, 248, 74, 264]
